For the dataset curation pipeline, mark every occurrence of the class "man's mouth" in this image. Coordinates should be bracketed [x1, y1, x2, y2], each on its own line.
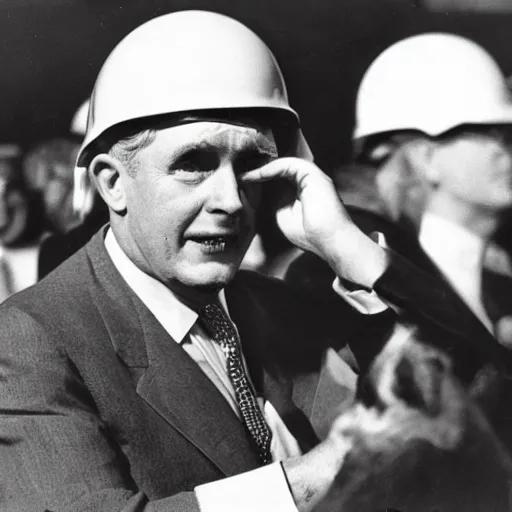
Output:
[187, 235, 238, 254]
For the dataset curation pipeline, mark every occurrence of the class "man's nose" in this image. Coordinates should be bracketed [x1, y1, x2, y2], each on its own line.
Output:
[206, 166, 244, 215]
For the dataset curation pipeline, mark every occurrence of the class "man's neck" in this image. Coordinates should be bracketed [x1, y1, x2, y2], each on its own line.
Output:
[426, 193, 500, 240]
[168, 281, 222, 312]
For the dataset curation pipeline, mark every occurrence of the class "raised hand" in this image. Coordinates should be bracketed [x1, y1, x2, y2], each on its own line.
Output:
[243, 158, 388, 287]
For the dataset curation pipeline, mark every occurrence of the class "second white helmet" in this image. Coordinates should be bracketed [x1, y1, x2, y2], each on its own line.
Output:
[354, 33, 512, 141]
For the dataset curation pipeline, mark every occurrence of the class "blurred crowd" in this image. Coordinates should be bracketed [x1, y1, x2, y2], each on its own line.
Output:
[0, 101, 85, 300]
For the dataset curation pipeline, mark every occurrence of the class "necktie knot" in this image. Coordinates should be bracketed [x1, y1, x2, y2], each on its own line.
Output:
[201, 303, 238, 347]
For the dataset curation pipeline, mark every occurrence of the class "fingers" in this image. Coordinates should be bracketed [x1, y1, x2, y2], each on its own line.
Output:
[242, 157, 320, 186]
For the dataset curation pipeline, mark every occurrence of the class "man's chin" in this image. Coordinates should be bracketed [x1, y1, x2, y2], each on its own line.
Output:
[180, 262, 240, 292]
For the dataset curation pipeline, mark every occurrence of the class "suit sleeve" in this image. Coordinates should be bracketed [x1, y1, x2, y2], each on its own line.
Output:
[373, 249, 512, 380]
[374, 249, 488, 335]
[0, 306, 199, 512]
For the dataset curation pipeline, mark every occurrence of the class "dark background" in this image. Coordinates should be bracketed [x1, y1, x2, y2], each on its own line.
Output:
[3, 0, 512, 171]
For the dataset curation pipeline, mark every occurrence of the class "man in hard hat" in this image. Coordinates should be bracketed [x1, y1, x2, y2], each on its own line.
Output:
[0, 14, 504, 512]
[39, 97, 268, 278]
[354, 33, 512, 344]
[288, 33, 512, 355]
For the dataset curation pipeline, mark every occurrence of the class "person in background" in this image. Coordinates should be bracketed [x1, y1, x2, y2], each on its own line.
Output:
[332, 163, 432, 267]
[355, 33, 512, 343]
[22, 137, 82, 235]
[37, 99, 110, 278]
[0, 144, 44, 301]
[288, 33, 512, 352]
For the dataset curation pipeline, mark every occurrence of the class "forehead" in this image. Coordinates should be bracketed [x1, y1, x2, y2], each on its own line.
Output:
[440, 124, 512, 145]
[150, 120, 278, 158]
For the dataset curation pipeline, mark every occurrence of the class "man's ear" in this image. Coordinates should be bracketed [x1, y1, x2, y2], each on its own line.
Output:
[402, 138, 440, 185]
[89, 154, 127, 213]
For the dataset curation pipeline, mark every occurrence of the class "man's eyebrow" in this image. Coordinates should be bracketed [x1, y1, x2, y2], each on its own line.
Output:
[165, 141, 219, 165]
[169, 136, 278, 159]
[170, 140, 217, 157]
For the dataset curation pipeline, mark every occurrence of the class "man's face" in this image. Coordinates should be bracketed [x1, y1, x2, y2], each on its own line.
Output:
[370, 139, 429, 230]
[118, 120, 277, 294]
[433, 127, 512, 211]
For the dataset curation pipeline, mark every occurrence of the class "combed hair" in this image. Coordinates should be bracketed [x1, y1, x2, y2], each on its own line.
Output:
[85, 118, 159, 176]
[108, 128, 157, 177]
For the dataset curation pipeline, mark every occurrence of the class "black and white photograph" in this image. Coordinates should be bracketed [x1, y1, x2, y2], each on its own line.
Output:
[2, 1, 512, 511]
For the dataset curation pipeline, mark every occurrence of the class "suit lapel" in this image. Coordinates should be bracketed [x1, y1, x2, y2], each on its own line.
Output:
[226, 275, 320, 453]
[134, 301, 262, 476]
[85, 230, 261, 476]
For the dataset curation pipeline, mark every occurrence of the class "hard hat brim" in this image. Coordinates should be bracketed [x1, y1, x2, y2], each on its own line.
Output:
[354, 104, 512, 141]
[78, 105, 300, 168]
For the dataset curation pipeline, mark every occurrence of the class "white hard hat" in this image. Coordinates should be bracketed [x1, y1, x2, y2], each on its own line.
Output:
[70, 99, 90, 137]
[70, 99, 93, 218]
[354, 33, 512, 141]
[77, 10, 312, 167]
[72, 165, 95, 220]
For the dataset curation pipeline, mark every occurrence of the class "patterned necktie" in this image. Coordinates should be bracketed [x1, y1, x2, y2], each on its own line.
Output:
[201, 303, 273, 464]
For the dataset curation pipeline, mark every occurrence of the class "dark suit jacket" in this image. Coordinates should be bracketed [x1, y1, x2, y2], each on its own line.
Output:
[3, 225, 510, 511]
[1, 227, 396, 512]
[285, 207, 512, 384]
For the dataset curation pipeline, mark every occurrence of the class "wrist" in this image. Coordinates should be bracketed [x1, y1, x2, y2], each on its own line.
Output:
[323, 225, 389, 289]
[282, 436, 351, 512]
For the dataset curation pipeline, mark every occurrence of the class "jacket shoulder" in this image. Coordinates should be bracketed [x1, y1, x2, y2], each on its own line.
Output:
[3, 243, 94, 331]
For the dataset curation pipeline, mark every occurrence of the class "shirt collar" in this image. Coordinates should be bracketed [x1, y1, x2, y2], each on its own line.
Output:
[104, 228, 228, 343]
[419, 212, 485, 273]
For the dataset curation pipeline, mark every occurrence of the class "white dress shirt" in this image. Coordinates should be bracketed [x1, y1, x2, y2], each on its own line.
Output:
[332, 232, 392, 315]
[0, 244, 39, 303]
[104, 229, 300, 511]
[419, 212, 493, 332]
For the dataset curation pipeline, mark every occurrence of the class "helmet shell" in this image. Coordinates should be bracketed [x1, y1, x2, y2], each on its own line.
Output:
[78, 10, 310, 165]
[70, 99, 90, 137]
[354, 33, 512, 141]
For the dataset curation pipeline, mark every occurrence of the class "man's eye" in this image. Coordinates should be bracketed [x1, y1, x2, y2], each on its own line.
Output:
[170, 151, 219, 182]
[175, 161, 204, 173]
[172, 167, 215, 184]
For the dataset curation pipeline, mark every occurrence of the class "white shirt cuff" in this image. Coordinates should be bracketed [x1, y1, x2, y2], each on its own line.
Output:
[331, 231, 390, 315]
[195, 462, 298, 512]
[332, 277, 389, 315]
